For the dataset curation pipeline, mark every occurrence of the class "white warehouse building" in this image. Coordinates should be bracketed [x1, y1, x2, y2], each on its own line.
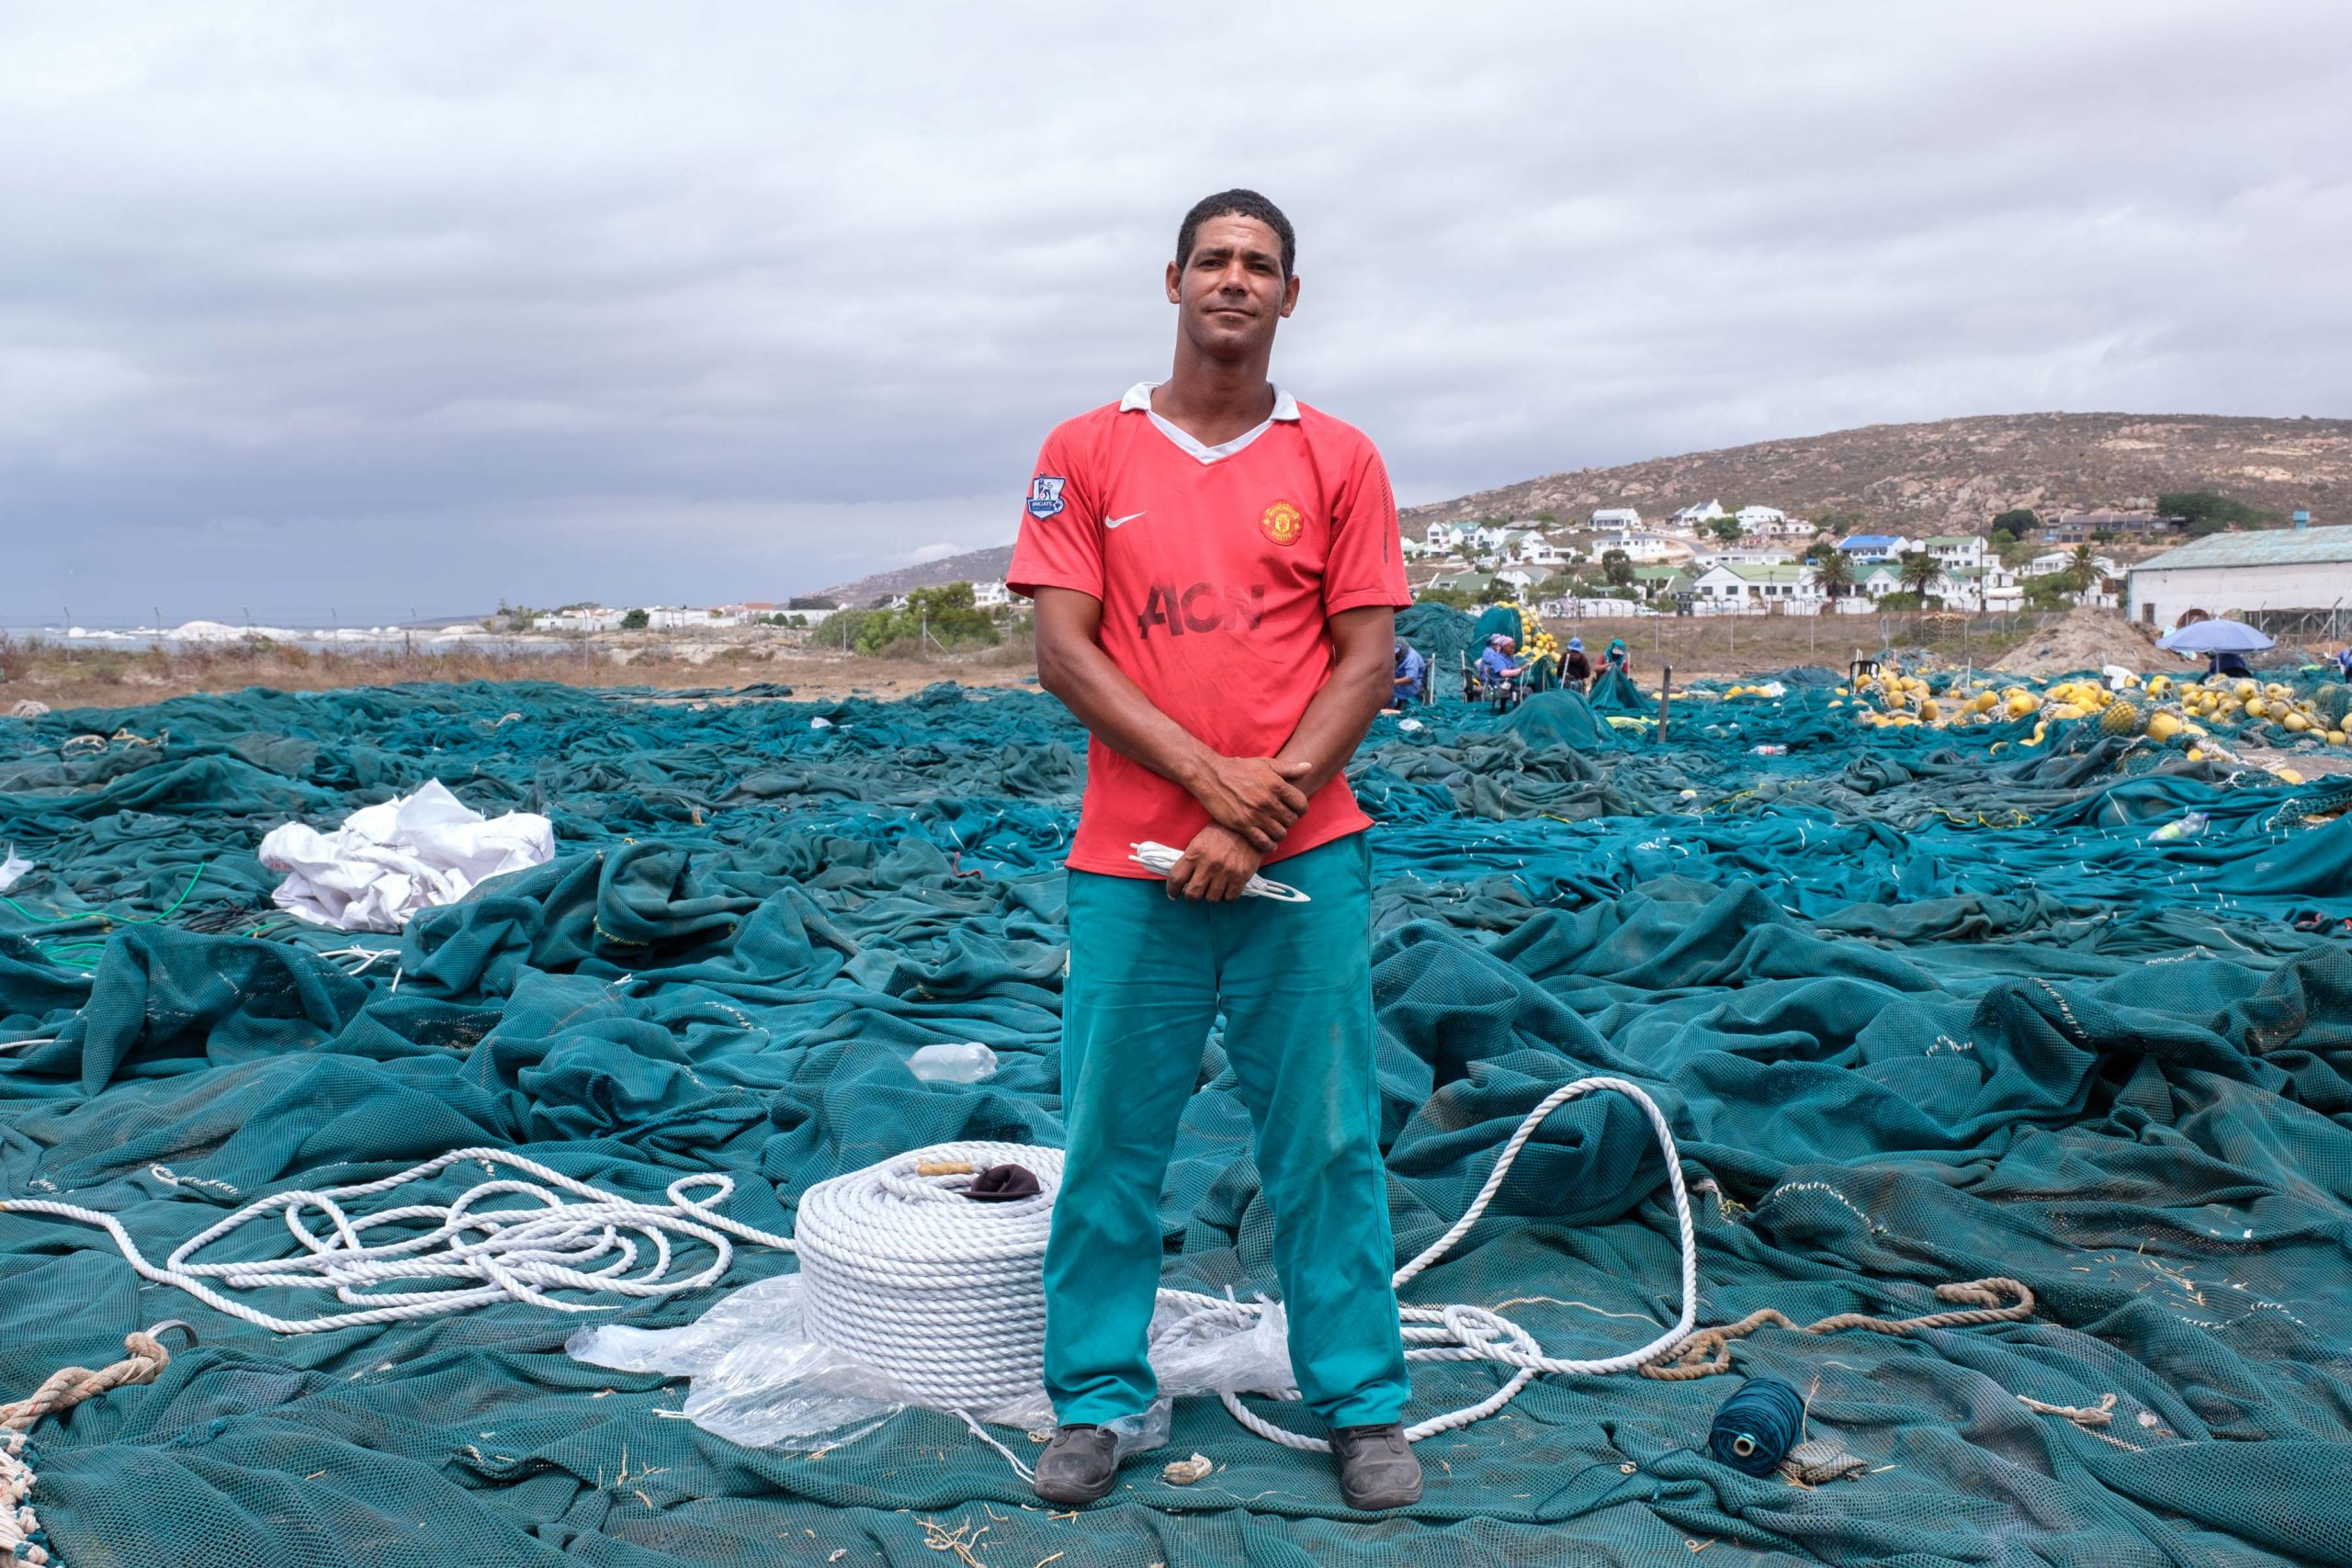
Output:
[2126, 525, 2352, 630]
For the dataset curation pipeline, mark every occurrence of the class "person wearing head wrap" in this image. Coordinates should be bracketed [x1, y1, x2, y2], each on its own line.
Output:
[1604, 637, 1631, 674]
[1476, 633, 1522, 685]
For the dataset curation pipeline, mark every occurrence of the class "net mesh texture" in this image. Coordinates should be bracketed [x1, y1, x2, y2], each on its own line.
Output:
[3, 660, 2351, 1567]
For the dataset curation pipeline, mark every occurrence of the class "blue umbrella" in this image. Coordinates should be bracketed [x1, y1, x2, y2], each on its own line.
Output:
[2159, 619, 2274, 654]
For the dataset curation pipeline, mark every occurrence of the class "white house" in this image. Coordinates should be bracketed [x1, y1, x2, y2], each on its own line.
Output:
[970, 580, 1013, 610]
[1592, 531, 1675, 564]
[1694, 546, 1795, 569]
[1838, 534, 1912, 562]
[648, 605, 741, 629]
[1742, 509, 1815, 542]
[1932, 565, 2022, 611]
[1511, 536, 1571, 568]
[1424, 522, 1473, 552]
[1591, 507, 1645, 531]
[1685, 562, 1826, 612]
[534, 606, 630, 632]
[2026, 551, 2119, 580]
[1669, 500, 1727, 530]
[1856, 565, 1905, 601]
[1920, 536, 1987, 570]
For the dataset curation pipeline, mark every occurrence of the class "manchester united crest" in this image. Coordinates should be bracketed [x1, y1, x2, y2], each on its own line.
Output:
[1259, 500, 1305, 547]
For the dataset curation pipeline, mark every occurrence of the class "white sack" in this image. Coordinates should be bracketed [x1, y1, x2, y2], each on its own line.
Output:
[258, 779, 553, 932]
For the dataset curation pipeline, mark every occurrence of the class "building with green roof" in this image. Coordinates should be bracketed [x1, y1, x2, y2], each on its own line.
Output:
[2127, 523, 2352, 628]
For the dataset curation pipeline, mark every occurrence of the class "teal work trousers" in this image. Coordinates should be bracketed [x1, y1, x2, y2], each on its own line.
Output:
[1043, 832, 1410, 1430]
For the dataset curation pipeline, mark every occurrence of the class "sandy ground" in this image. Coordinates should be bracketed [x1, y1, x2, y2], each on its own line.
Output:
[6, 611, 2325, 713]
[1988, 608, 2188, 678]
[0, 635, 1037, 712]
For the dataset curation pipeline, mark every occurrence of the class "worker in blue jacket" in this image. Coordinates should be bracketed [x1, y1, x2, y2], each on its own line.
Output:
[1391, 639, 1427, 706]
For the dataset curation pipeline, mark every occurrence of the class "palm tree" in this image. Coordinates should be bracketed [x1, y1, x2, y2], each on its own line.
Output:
[1811, 547, 1855, 601]
[2067, 544, 2098, 595]
[1898, 549, 1943, 604]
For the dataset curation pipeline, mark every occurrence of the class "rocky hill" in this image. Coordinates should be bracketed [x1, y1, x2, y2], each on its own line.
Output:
[1405, 412, 2350, 531]
[810, 413, 2348, 600]
[820, 545, 1015, 607]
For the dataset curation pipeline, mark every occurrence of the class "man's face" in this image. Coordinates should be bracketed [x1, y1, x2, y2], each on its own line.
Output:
[1166, 215, 1298, 361]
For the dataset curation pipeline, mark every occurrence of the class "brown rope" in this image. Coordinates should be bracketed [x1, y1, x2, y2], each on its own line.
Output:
[1640, 1277, 2035, 1380]
[3, 1328, 187, 1566]
[0, 1329, 176, 1434]
[2017, 1391, 2115, 1428]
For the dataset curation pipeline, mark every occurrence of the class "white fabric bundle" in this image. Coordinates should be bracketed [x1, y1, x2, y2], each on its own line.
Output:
[258, 779, 553, 932]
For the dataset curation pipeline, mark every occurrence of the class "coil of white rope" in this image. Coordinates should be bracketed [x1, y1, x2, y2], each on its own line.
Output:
[795, 1141, 1062, 1409]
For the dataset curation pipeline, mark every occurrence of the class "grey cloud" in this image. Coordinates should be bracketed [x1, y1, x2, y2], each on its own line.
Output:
[3, 0, 2347, 620]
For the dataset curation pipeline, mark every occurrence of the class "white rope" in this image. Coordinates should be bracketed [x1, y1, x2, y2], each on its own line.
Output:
[0, 1148, 794, 1335]
[7, 1083, 1696, 1464]
[1128, 840, 1310, 902]
[1158, 1076, 1697, 1451]
[793, 1141, 1059, 1409]
[783, 1083, 1693, 1455]
[314, 945, 400, 975]
[2, 1427, 49, 1565]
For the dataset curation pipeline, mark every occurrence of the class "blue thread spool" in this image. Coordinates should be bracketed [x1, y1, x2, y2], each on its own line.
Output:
[1707, 1376, 1805, 1476]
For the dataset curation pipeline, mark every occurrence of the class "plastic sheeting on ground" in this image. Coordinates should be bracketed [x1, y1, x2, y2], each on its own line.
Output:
[3, 675, 2352, 1567]
[257, 777, 553, 931]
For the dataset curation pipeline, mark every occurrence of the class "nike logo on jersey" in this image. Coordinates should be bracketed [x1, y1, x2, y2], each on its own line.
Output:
[1104, 512, 1147, 529]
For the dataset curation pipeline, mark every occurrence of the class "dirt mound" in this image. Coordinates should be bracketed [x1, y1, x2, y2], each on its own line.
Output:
[1989, 608, 2183, 677]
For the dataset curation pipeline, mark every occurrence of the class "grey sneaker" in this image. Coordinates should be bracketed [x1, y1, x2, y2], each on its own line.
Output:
[1032, 1424, 1121, 1506]
[1330, 1422, 1422, 1510]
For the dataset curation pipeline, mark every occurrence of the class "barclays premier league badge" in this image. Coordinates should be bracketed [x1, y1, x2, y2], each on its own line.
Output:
[1027, 475, 1067, 519]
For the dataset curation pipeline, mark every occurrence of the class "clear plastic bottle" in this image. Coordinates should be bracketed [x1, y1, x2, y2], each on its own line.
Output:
[906, 1043, 999, 1083]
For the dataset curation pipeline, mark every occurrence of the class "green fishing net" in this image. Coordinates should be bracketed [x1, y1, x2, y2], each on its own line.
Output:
[3, 674, 2350, 1566]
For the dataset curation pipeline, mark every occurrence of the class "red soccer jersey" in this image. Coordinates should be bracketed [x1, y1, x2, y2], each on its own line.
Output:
[1009, 383, 1411, 877]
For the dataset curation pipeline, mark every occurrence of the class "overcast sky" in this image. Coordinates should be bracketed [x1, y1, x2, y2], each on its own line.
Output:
[5, 1, 2348, 624]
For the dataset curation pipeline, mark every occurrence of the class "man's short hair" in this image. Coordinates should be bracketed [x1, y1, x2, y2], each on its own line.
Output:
[1176, 189, 1295, 278]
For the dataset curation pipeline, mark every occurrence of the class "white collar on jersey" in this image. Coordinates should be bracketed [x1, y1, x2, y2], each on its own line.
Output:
[1120, 381, 1299, 465]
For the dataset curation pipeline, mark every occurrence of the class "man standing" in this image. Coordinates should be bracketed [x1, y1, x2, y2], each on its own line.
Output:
[1392, 638, 1427, 706]
[1007, 190, 1420, 1511]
